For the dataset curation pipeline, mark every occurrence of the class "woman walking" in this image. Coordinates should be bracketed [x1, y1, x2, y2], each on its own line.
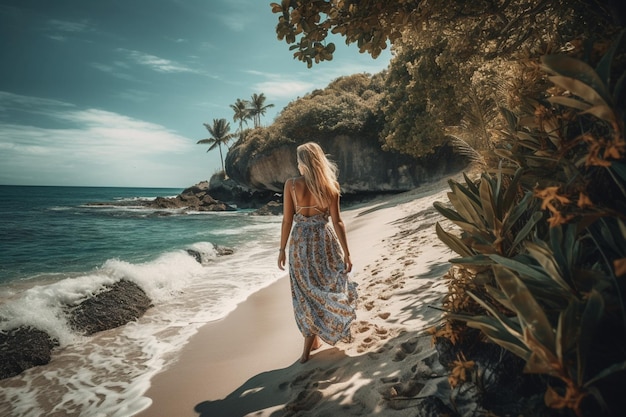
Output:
[277, 142, 357, 363]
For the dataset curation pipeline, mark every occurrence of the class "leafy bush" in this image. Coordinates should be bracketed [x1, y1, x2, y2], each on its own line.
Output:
[434, 31, 626, 416]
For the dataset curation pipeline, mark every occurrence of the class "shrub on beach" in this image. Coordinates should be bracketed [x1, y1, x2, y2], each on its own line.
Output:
[433, 32, 626, 416]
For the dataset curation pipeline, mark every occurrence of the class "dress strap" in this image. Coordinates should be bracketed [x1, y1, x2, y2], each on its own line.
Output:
[291, 178, 300, 213]
[292, 177, 327, 215]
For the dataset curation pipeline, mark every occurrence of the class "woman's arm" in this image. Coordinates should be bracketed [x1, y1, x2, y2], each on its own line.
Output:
[329, 193, 352, 273]
[278, 180, 295, 270]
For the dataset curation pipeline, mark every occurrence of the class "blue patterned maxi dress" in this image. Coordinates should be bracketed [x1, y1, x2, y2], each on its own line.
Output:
[288, 210, 358, 345]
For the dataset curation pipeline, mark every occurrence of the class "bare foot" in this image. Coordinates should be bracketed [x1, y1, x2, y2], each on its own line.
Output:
[300, 335, 316, 363]
[311, 335, 323, 351]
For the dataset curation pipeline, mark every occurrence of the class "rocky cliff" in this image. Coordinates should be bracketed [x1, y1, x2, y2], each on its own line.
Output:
[225, 135, 468, 194]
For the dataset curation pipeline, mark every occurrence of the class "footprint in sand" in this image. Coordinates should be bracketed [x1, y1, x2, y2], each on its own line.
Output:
[374, 326, 389, 339]
[378, 312, 391, 320]
[380, 380, 425, 400]
[356, 320, 371, 333]
[285, 389, 323, 412]
[392, 336, 421, 362]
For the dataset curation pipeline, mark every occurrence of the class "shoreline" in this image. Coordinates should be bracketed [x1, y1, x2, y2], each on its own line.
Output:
[136, 175, 459, 417]
[136, 276, 302, 417]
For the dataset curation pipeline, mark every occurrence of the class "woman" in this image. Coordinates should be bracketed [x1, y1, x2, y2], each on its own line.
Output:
[277, 142, 357, 363]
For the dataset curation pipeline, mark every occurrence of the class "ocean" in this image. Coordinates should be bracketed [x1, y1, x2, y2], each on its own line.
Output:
[0, 185, 284, 416]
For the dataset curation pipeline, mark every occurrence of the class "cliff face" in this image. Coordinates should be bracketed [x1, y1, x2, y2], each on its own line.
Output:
[225, 135, 468, 193]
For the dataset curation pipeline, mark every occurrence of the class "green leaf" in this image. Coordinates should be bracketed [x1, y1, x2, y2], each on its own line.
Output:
[584, 360, 626, 387]
[466, 290, 524, 340]
[493, 265, 556, 352]
[499, 106, 518, 131]
[556, 300, 579, 366]
[578, 290, 605, 384]
[463, 172, 480, 196]
[501, 167, 523, 217]
[505, 196, 541, 253]
[462, 316, 531, 360]
[433, 201, 466, 223]
[485, 284, 515, 312]
[447, 304, 529, 360]
[448, 254, 494, 265]
[435, 222, 474, 257]
[449, 181, 482, 217]
[447, 191, 482, 229]
[479, 176, 498, 230]
[547, 96, 592, 111]
[525, 242, 573, 293]
[542, 55, 610, 103]
[582, 104, 617, 125]
[489, 253, 550, 282]
[548, 75, 608, 108]
[595, 29, 625, 87]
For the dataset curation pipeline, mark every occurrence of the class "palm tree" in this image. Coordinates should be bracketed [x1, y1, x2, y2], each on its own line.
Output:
[230, 98, 251, 133]
[196, 118, 235, 173]
[249, 93, 274, 128]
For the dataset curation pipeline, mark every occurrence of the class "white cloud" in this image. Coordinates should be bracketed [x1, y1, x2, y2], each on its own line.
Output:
[47, 19, 92, 33]
[118, 48, 218, 79]
[254, 80, 315, 99]
[0, 93, 202, 187]
[120, 48, 196, 74]
[45, 19, 94, 42]
[90, 62, 137, 81]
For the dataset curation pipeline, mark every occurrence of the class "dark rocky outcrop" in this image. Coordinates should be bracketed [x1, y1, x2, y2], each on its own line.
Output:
[0, 326, 59, 379]
[251, 201, 284, 216]
[225, 135, 469, 194]
[0, 280, 153, 380]
[186, 244, 235, 263]
[145, 181, 236, 212]
[67, 280, 153, 336]
[208, 174, 276, 209]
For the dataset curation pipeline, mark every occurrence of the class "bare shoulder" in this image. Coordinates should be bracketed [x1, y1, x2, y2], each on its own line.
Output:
[291, 176, 305, 187]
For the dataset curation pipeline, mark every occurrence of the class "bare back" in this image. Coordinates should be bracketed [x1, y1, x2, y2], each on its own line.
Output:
[291, 177, 329, 217]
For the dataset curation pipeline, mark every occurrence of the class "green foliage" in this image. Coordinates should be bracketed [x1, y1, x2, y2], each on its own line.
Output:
[230, 98, 251, 132]
[228, 73, 385, 162]
[197, 118, 236, 173]
[271, 1, 621, 68]
[249, 93, 275, 128]
[434, 33, 626, 415]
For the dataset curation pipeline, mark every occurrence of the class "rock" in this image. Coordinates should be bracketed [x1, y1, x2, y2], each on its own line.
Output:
[186, 245, 234, 263]
[225, 135, 468, 193]
[66, 280, 153, 336]
[143, 184, 236, 212]
[208, 173, 275, 209]
[181, 181, 209, 195]
[252, 201, 283, 216]
[215, 245, 234, 256]
[0, 326, 59, 379]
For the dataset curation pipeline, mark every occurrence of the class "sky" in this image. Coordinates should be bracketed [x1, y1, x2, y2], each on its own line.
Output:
[0, 0, 392, 188]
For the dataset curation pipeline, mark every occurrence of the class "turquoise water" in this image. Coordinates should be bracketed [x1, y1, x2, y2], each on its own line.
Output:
[0, 185, 284, 417]
[0, 185, 255, 282]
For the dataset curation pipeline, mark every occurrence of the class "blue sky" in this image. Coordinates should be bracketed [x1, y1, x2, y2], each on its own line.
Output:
[0, 0, 391, 188]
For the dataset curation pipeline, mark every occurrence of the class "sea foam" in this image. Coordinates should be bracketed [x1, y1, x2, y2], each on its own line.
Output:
[0, 236, 284, 417]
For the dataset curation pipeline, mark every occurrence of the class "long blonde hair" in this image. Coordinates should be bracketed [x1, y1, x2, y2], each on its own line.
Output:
[296, 142, 340, 206]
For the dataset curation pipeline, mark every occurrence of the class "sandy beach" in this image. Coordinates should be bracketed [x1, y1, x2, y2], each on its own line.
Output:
[137, 175, 460, 417]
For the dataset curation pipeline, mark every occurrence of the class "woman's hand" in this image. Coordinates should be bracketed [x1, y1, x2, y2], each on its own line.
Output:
[278, 249, 286, 270]
[344, 254, 353, 273]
